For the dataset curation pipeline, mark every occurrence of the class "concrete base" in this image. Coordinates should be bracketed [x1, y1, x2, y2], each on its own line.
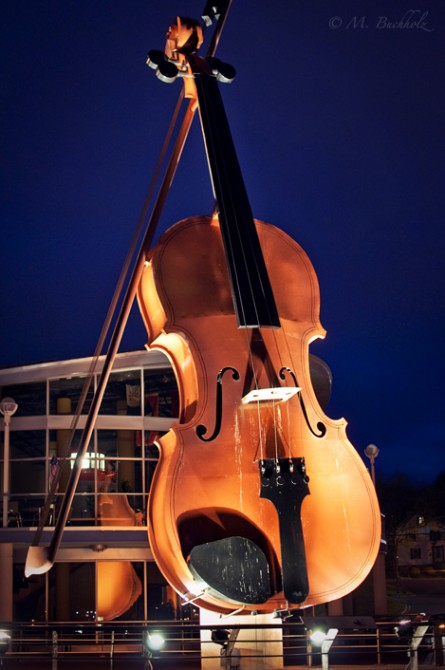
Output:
[200, 608, 282, 670]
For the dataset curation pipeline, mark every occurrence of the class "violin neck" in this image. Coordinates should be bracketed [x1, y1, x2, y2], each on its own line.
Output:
[189, 55, 280, 329]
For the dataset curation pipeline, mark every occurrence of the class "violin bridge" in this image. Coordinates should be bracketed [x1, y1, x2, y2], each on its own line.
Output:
[242, 386, 301, 405]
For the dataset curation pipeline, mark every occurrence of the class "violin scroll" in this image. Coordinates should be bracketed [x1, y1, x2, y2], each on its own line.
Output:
[147, 15, 235, 93]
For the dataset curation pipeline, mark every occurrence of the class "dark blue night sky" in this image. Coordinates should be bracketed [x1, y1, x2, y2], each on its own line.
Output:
[1, 1, 444, 483]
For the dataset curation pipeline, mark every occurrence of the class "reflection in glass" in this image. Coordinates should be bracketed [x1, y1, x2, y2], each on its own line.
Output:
[11, 459, 46, 494]
[49, 377, 93, 415]
[10, 430, 46, 459]
[100, 370, 142, 415]
[0, 382, 46, 416]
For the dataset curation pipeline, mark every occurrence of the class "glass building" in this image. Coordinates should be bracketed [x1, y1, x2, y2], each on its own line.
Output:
[0, 349, 185, 623]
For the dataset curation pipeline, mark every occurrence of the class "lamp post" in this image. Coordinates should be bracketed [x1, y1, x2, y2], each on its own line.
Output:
[310, 628, 339, 670]
[364, 443, 380, 486]
[1, 397, 18, 528]
[145, 631, 165, 670]
[364, 442, 387, 616]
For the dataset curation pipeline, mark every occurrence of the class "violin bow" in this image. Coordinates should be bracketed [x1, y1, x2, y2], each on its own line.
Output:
[25, 0, 232, 577]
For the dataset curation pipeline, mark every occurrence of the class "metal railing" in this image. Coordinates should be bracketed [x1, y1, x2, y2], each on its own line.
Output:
[0, 617, 443, 668]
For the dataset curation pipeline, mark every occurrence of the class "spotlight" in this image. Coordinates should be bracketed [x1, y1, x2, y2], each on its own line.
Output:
[211, 628, 230, 647]
[310, 629, 327, 645]
[309, 628, 338, 670]
[0, 630, 11, 657]
[146, 632, 165, 652]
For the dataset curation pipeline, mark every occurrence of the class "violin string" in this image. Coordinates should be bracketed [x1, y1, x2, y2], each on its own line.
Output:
[233, 279, 264, 460]
[197, 69, 266, 461]
[273, 395, 279, 464]
[201, 68, 299, 468]
[271, 315, 297, 464]
[250, 234, 296, 466]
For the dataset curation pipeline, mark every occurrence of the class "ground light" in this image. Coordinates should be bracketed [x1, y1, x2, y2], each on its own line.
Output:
[144, 632, 165, 670]
[310, 629, 327, 645]
[0, 631, 11, 666]
[309, 628, 338, 670]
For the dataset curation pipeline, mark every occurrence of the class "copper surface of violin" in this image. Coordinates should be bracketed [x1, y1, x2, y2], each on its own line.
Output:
[96, 473, 143, 620]
[138, 11, 381, 613]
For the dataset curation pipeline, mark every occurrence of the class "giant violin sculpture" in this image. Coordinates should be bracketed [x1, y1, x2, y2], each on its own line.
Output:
[139, 14, 381, 613]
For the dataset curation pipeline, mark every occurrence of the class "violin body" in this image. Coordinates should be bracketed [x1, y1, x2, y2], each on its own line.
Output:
[138, 214, 381, 612]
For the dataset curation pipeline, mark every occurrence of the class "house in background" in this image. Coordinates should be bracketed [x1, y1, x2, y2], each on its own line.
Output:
[396, 515, 445, 576]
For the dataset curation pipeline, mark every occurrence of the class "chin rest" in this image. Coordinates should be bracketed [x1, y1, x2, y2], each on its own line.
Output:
[188, 536, 271, 604]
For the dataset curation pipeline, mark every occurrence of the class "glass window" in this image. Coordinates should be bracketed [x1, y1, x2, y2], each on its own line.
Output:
[0, 382, 46, 416]
[143, 368, 179, 420]
[97, 428, 141, 459]
[148, 561, 169, 619]
[49, 376, 93, 415]
[100, 369, 142, 415]
[50, 429, 94, 462]
[69, 493, 96, 524]
[10, 430, 46, 459]
[103, 459, 143, 495]
[98, 489, 145, 526]
[13, 563, 46, 621]
[111, 562, 145, 620]
[47, 563, 96, 621]
[10, 495, 46, 527]
[11, 459, 46, 494]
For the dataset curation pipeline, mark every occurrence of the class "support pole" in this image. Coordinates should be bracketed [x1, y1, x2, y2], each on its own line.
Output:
[408, 625, 429, 670]
[321, 629, 338, 670]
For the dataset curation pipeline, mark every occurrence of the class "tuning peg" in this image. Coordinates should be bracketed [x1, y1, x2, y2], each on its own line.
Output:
[206, 57, 236, 84]
[146, 49, 179, 84]
[202, 1, 230, 27]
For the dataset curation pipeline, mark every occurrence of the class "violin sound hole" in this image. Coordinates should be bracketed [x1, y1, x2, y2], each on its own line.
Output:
[279, 367, 326, 438]
[196, 366, 240, 442]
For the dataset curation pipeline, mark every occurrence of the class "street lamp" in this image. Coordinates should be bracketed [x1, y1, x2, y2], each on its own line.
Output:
[364, 442, 388, 616]
[1, 398, 18, 528]
[310, 628, 339, 670]
[0, 630, 11, 663]
[364, 443, 380, 486]
[144, 631, 165, 670]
